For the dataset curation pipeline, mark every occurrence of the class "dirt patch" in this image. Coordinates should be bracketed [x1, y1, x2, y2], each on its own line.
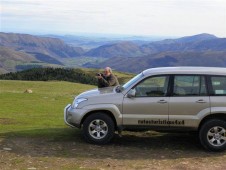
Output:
[0, 118, 18, 125]
[0, 131, 226, 170]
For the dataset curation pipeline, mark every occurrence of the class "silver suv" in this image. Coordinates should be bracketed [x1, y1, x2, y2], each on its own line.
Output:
[64, 67, 226, 151]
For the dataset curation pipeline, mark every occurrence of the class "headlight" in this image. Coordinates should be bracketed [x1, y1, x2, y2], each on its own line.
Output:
[71, 98, 87, 109]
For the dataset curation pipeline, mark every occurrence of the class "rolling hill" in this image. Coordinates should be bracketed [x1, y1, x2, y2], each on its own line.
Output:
[85, 51, 226, 73]
[0, 32, 85, 58]
[0, 46, 38, 73]
[0, 32, 85, 73]
[85, 41, 143, 58]
[140, 34, 225, 54]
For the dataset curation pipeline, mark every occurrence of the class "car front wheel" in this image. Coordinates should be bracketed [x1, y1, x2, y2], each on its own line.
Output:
[199, 119, 226, 151]
[82, 113, 115, 144]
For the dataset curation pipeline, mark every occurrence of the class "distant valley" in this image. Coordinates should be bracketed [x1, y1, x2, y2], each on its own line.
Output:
[0, 32, 226, 74]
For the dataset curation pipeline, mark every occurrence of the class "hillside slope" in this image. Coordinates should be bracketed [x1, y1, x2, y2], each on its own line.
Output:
[0, 46, 39, 73]
[85, 51, 226, 73]
[0, 32, 86, 72]
[0, 32, 85, 58]
[84, 33, 223, 58]
[84, 34, 226, 73]
[86, 41, 143, 58]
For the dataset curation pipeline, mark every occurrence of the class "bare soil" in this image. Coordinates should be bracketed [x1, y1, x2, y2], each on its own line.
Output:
[1, 130, 226, 170]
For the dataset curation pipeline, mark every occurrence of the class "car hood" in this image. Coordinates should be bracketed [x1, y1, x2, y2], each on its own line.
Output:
[77, 86, 117, 98]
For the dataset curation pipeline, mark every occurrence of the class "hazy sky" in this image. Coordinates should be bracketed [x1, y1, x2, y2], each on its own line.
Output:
[1, 0, 226, 37]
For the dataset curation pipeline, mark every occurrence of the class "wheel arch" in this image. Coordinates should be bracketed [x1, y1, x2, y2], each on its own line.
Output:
[199, 113, 226, 130]
[80, 110, 118, 130]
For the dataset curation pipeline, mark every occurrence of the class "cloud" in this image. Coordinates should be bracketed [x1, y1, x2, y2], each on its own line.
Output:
[1, 0, 226, 37]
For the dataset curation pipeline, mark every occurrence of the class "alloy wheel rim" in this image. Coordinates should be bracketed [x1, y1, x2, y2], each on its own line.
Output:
[207, 126, 226, 147]
[88, 119, 108, 139]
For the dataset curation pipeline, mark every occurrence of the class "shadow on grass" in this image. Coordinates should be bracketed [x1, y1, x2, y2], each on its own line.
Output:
[0, 127, 225, 160]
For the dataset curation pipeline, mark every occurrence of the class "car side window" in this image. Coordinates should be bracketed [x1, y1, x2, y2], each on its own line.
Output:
[133, 76, 169, 97]
[173, 75, 207, 96]
[210, 76, 226, 95]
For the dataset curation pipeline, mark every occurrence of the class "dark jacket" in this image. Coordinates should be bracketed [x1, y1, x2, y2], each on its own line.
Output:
[98, 74, 119, 88]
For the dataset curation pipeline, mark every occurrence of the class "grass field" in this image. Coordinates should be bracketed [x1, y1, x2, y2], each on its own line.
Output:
[0, 80, 94, 137]
[1, 80, 226, 170]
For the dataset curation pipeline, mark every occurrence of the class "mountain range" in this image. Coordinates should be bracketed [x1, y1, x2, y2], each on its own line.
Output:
[83, 33, 226, 72]
[0, 32, 226, 74]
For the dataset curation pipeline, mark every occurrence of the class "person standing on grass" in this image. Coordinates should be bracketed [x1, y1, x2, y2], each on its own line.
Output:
[96, 67, 119, 88]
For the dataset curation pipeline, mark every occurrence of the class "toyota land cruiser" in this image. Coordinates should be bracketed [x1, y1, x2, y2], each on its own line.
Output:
[64, 67, 226, 151]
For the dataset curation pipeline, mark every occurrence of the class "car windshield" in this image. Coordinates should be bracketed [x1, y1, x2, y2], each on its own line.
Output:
[122, 73, 143, 90]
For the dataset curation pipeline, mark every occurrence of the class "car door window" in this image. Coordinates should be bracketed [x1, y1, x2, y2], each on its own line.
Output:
[210, 76, 226, 95]
[133, 76, 169, 97]
[173, 75, 207, 96]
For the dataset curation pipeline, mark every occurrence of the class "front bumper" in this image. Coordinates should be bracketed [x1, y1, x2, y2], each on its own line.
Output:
[64, 104, 89, 128]
[64, 104, 76, 128]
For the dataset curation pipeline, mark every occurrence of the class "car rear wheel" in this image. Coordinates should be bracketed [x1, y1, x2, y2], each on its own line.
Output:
[82, 113, 115, 144]
[199, 119, 226, 151]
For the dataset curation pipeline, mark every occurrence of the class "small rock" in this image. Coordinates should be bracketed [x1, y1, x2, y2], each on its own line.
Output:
[181, 161, 189, 165]
[3, 147, 12, 151]
[27, 168, 36, 170]
[24, 89, 33, 93]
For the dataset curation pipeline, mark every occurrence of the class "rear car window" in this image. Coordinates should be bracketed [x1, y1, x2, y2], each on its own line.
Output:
[210, 76, 226, 95]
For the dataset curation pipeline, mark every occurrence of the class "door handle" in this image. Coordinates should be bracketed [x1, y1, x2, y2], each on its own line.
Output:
[196, 99, 206, 103]
[157, 100, 167, 104]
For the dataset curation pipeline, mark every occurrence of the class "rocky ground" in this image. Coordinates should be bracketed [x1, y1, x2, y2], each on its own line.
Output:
[1, 131, 226, 170]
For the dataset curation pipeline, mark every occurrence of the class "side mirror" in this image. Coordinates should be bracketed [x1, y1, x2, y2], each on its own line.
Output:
[127, 89, 136, 98]
[115, 85, 124, 93]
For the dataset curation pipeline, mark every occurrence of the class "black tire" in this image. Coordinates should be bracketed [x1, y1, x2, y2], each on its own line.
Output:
[82, 113, 115, 144]
[199, 119, 226, 152]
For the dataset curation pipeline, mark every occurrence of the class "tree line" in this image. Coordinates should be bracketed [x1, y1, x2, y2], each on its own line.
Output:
[0, 68, 98, 85]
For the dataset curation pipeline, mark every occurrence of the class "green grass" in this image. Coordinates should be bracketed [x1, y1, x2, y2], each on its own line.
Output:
[0, 70, 134, 140]
[0, 80, 95, 137]
[60, 57, 107, 68]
